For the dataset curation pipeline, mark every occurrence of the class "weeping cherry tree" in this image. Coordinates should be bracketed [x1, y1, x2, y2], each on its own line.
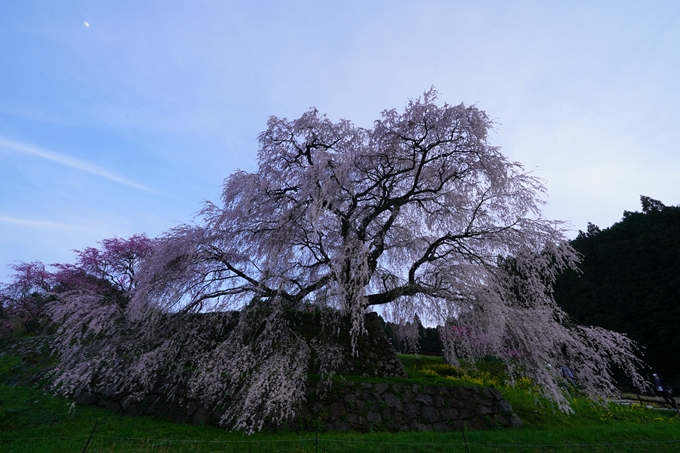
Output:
[49, 90, 644, 432]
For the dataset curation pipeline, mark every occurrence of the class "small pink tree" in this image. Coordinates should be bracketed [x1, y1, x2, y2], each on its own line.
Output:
[0, 261, 54, 335]
[53, 234, 155, 295]
[1, 235, 155, 335]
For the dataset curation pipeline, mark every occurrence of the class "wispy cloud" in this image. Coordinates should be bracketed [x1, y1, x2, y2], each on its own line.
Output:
[0, 215, 95, 230]
[0, 137, 154, 193]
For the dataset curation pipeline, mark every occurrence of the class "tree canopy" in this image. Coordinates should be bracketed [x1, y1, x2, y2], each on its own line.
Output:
[7, 90, 645, 431]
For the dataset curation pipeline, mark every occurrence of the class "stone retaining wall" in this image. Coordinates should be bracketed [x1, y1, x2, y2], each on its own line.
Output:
[76, 379, 521, 432]
[288, 381, 521, 432]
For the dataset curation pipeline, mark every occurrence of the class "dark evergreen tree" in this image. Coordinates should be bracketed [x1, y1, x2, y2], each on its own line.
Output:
[641, 195, 666, 213]
[555, 196, 680, 373]
[384, 315, 444, 356]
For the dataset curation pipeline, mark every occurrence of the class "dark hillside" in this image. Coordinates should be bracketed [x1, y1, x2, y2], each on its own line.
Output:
[554, 197, 680, 372]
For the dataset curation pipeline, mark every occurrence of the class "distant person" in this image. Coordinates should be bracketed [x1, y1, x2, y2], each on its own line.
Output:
[653, 373, 678, 411]
[561, 366, 576, 385]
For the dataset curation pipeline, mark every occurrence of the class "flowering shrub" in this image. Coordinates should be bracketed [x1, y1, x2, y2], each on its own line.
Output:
[419, 362, 461, 377]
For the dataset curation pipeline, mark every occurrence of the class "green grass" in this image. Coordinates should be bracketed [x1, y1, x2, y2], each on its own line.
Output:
[0, 355, 21, 375]
[1, 383, 679, 453]
[2, 343, 680, 452]
[398, 353, 679, 430]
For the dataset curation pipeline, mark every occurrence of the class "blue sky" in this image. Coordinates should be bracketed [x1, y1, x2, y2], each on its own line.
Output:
[1, 1, 679, 280]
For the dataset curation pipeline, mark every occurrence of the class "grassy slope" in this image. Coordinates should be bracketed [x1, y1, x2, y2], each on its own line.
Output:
[2, 340, 680, 452]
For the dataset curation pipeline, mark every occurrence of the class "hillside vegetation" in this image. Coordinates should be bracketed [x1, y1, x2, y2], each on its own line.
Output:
[554, 196, 680, 374]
